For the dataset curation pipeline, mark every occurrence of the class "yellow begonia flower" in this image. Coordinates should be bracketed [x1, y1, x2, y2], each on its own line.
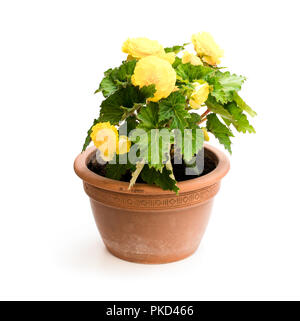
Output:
[117, 135, 131, 155]
[189, 82, 210, 109]
[91, 122, 131, 160]
[202, 128, 210, 141]
[191, 32, 224, 66]
[122, 37, 165, 59]
[182, 51, 203, 66]
[122, 37, 175, 64]
[90, 122, 119, 161]
[131, 56, 176, 102]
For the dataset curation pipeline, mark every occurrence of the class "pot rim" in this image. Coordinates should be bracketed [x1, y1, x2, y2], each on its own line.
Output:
[74, 143, 230, 195]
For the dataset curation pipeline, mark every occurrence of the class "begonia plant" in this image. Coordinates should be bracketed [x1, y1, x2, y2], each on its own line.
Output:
[82, 32, 256, 193]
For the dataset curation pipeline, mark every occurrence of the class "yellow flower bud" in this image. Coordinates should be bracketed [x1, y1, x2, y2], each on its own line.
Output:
[117, 135, 131, 155]
[131, 56, 176, 102]
[202, 128, 210, 141]
[189, 82, 210, 109]
[182, 51, 203, 66]
[191, 32, 224, 66]
[161, 52, 176, 64]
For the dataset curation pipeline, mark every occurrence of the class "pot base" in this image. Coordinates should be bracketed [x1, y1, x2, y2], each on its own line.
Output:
[105, 244, 199, 264]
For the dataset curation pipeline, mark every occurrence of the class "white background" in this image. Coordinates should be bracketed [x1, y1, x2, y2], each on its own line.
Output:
[1, 0, 300, 301]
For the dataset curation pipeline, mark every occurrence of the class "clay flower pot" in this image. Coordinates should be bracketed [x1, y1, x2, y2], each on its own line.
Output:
[74, 144, 230, 264]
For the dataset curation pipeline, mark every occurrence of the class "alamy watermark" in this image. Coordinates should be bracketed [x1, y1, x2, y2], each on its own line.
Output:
[94, 121, 204, 176]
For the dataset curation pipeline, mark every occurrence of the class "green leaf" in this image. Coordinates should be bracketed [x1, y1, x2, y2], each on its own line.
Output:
[151, 128, 172, 171]
[105, 162, 135, 181]
[205, 95, 234, 121]
[211, 88, 234, 104]
[175, 62, 214, 82]
[120, 103, 143, 121]
[214, 71, 245, 91]
[141, 165, 179, 194]
[135, 104, 172, 171]
[100, 85, 156, 125]
[158, 92, 190, 131]
[99, 93, 125, 124]
[208, 71, 246, 104]
[110, 59, 137, 82]
[95, 77, 117, 97]
[139, 84, 156, 99]
[172, 56, 182, 68]
[137, 102, 159, 130]
[233, 92, 257, 117]
[119, 85, 155, 108]
[164, 43, 189, 54]
[207, 113, 234, 153]
[82, 119, 99, 151]
[225, 102, 256, 134]
[186, 113, 201, 129]
[130, 128, 171, 173]
[95, 60, 137, 97]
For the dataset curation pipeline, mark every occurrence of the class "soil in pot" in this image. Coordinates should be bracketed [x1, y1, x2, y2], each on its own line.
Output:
[87, 149, 217, 183]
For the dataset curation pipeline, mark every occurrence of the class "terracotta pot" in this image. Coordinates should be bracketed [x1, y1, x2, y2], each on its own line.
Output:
[74, 144, 230, 264]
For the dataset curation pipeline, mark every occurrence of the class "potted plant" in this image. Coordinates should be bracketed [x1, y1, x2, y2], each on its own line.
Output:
[74, 32, 256, 264]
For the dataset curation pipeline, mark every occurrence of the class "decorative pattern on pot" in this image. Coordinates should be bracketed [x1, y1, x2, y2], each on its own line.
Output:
[84, 182, 220, 210]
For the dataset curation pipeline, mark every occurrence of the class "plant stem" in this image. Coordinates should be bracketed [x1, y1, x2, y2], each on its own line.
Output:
[201, 108, 210, 119]
[197, 108, 210, 125]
